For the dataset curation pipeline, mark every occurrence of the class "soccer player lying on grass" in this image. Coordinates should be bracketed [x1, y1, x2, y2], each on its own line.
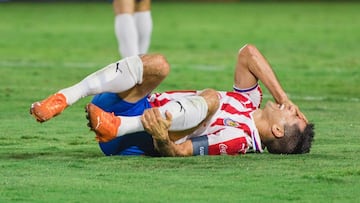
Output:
[30, 44, 314, 156]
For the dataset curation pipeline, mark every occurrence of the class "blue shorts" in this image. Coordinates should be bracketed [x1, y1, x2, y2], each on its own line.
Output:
[91, 93, 159, 156]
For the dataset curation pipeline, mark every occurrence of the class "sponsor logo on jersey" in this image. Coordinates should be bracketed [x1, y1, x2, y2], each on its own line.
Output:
[219, 144, 228, 155]
[223, 118, 239, 127]
[238, 143, 246, 154]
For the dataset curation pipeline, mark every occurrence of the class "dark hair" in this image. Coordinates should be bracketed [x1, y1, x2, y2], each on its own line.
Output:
[266, 123, 315, 154]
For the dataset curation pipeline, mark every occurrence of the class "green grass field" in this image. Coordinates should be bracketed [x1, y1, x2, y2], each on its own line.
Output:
[1, 1, 359, 202]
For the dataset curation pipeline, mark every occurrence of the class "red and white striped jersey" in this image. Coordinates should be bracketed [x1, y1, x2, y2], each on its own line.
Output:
[148, 84, 263, 155]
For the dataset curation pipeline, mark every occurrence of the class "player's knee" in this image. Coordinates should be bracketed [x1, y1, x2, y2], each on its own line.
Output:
[141, 54, 170, 80]
[199, 88, 220, 115]
[238, 44, 258, 57]
[155, 54, 170, 78]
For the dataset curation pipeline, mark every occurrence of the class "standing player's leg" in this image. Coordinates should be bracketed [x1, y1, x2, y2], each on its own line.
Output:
[30, 54, 170, 123]
[113, 0, 138, 58]
[134, 0, 152, 55]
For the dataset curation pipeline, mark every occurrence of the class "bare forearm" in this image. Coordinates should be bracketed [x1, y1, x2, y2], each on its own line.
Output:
[153, 136, 194, 157]
[236, 44, 289, 104]
[153, 137, 177, 157]
[235, 44, 308, 122]
[249, 57, 288, 103]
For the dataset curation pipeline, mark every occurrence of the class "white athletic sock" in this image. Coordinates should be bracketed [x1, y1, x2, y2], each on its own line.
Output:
[159, 96, 208, 131]
[115, 13, 139, 58]
[115, 96, 208, 137]
[134, 11, 153, 54]
[117, 116, 144, 136]
[59, 56, 143, 105]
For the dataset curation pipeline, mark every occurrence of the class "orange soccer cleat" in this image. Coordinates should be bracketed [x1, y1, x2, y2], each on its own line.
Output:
[30, 93, 68, 123]
[85, 103, 121, 143]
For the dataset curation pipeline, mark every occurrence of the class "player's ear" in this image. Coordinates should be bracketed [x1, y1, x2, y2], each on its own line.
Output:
[271, 124, 285, 138]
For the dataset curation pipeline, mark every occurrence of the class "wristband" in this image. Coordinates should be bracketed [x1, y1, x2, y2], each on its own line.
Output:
[191, 135, 209, 156]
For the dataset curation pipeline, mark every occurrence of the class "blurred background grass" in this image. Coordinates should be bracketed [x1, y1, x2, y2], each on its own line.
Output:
[0, 1, 359, 202]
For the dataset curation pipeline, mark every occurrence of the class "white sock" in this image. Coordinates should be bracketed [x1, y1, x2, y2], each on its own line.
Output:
[115, 13, 139, 58]
[59, 56, 143, 105]
[159, 96, 208, 131]
[117, 116, 144, 136]
[115, 96, 208, 137]
[134, 11, 153, 54]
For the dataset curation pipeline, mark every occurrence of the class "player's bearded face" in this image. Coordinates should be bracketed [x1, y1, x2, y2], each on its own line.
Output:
[264, 101, 306, 131]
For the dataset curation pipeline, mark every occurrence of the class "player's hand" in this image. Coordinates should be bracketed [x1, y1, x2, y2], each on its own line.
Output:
[141, 108, 173, 141]
[282, 100, 308, 123]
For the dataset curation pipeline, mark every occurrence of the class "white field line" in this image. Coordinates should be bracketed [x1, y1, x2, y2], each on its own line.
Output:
[171, 63, 227, 71]
[262, 94, 360, 102]
[1, 61, 227, 70]
[2, 60, 359, 102]
[0, 60, 101, 69]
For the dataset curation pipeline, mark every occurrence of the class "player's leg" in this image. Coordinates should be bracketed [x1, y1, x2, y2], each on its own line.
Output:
[116, 54, 170, 103]
[134, 0, 152, 54]
[30, 54, 170, 123]
[90, 55, 171, 154]
[167, 88, 220, 141]
[156, 90, 217, 131]
[85, 89, 220, 142]
[113, 0, 139, 57]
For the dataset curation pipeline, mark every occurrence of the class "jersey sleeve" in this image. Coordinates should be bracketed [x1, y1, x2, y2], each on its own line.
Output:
[233, 83, 263, 108]
[191, 127, 250, 156]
